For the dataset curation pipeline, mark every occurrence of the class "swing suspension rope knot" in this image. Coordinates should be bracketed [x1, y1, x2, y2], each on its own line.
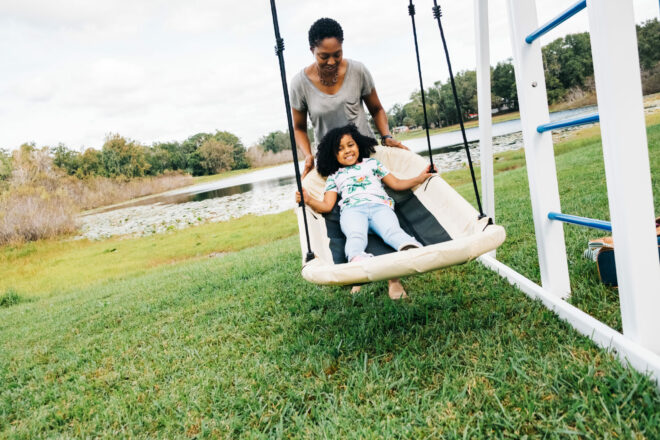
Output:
[408, 4, 415, 16]
[432, 5, 441, 19]
[275, 37, 284, 55]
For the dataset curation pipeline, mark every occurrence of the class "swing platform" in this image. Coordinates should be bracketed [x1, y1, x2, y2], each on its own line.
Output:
[296, 147, 506, 285]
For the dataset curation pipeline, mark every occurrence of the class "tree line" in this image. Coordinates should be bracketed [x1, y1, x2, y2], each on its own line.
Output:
[2, 20, 658, 183]
[47, 131, 248, 180]
[388, 19, 660, 129]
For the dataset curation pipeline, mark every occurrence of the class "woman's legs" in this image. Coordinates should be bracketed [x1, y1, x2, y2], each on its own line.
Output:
[387, 278, 408, 300]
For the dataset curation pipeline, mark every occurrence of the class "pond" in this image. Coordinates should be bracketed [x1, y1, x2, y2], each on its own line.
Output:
[77, 106, 598, 240]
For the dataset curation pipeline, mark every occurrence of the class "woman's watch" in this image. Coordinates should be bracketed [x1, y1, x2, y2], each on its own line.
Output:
[380, 134, 393, 146]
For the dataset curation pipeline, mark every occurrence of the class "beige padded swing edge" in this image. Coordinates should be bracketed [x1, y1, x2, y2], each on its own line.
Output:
[296, 147, 506, 285]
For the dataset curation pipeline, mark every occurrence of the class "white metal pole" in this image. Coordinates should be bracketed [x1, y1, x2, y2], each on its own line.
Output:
[475, 0, 495, 233]
[586, 0, 660, 354]
[480, 254, 660, 388]
[506, 0, 571, 298]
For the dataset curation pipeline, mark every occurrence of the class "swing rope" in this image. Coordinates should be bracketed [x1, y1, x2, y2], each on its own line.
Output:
[407, 1, 436, 172]
[269, 0, 315, 262]
[431, 1, 486, 218]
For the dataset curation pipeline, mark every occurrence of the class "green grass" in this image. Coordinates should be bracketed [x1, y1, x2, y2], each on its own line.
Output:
[0, 211, 297, 298]
[1, 121, 659, 437]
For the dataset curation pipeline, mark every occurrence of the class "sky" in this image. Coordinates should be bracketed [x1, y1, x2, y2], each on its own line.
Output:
[1, 0, 658, 151]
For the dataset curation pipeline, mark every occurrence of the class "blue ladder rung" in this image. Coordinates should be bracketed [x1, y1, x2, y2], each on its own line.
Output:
[525, 0, 587, 44]
[537, 114, 599, 133]
[549, 212, 660, 244]
[548, 212, 611, 231]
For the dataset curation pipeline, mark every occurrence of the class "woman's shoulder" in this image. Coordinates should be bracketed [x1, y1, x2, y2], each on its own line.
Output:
[290, 69, 308, 89]
[346, 59, 370, 73]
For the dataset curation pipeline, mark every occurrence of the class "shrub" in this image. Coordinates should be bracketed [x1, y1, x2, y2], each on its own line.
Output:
[246, 145, 294, 168]
[0, 289, 24, 308]
[0, 188, 78, 244]
[199, 139, 235, 174]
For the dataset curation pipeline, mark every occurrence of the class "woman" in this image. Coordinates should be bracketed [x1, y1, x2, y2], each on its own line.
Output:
[290, 17, 411, 299]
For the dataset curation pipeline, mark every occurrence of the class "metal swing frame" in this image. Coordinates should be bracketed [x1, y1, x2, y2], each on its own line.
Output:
[474, 0, 660, 387]
[268, 0, 660, 387]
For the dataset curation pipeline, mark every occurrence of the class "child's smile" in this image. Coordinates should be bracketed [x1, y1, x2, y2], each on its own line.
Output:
[336, 134, 360, 167]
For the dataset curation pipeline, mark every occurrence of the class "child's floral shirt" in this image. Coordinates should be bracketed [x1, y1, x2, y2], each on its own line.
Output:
[324, 158, 394, 211]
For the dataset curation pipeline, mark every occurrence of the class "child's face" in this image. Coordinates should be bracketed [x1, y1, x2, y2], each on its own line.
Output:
[336, 134, 360, 167]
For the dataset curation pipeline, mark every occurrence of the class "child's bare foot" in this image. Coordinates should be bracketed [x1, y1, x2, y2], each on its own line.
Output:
[350, 285, 361, 294]
[388, 278, 408, 300]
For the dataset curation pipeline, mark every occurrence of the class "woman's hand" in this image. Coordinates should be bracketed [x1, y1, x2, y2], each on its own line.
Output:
[383, 136, 409, 151]
[295, 189, 309, 205]
[302, 155, 314, 179]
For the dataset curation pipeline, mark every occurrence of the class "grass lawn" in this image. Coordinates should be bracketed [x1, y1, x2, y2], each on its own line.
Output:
[1, 121, 659, 437]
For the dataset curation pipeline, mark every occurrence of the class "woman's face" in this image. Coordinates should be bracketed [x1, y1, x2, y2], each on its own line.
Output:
[311, 37, 343, 76]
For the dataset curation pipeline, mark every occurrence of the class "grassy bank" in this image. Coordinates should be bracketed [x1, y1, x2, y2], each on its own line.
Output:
[1, 122, 659, 437]
[0, 211, 297, 298]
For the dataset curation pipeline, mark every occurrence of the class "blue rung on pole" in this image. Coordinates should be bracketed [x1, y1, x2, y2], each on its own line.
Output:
[548, 212, 611, 231]
[537, 114, 599, 133]
[525, 0, 587, 44]
[549, 212, 660, 244]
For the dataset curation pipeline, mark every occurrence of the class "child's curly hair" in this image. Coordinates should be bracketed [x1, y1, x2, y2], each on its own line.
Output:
[315, 124, 377, 177]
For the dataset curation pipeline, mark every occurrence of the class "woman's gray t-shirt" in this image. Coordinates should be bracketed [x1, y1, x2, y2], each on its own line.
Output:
[289, 59, 376, 150]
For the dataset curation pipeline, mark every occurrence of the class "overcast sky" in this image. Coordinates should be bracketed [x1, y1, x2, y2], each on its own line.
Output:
[2, 0, 658, 151]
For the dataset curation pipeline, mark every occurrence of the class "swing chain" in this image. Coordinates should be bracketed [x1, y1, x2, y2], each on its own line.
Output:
[275, 37, 285, 55]
[432, 5, 442, 19]
[408, 4, 415, 16]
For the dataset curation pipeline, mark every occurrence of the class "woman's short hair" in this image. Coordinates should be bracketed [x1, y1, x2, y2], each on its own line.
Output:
[308, 18, 344, 48]
[316, 124, 377, 177]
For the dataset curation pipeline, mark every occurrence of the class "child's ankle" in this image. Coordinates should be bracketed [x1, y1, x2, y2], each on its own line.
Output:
[350, 252, 373, 262]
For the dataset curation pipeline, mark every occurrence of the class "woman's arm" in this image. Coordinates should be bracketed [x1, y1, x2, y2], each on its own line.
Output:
[363, 88, 409, 150]
[296, 189, 338, 213]
[292, 107, 315, 178]
[381, 165, 435, 191]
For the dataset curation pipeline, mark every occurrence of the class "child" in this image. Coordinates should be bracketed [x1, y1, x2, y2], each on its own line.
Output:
[296, 124, 435, 298]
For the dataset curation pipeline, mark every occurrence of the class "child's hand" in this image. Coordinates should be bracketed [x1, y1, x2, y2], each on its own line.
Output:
[417, 164, 437, 183]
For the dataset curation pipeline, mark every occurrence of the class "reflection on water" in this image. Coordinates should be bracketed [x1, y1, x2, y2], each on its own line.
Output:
[190, 178, 295, 202]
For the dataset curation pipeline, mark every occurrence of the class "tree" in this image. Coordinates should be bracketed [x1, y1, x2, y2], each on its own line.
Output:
[51, 144, 81, 176]
[0, 148, 12, 189]
[259, 131, 291, 154]
[101, 134, 150, 178]
[637, 19, 660, 70]
[151, 141, 186, 172]
[492, 60, 518, 111]
[541, 32, 592, 102]
[212, 131, 247, 170]
[181, 131, 247, 175]
[199, 139, 235, 174]
[78, 148, 103, 177]
[145, 146, 175, 175]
